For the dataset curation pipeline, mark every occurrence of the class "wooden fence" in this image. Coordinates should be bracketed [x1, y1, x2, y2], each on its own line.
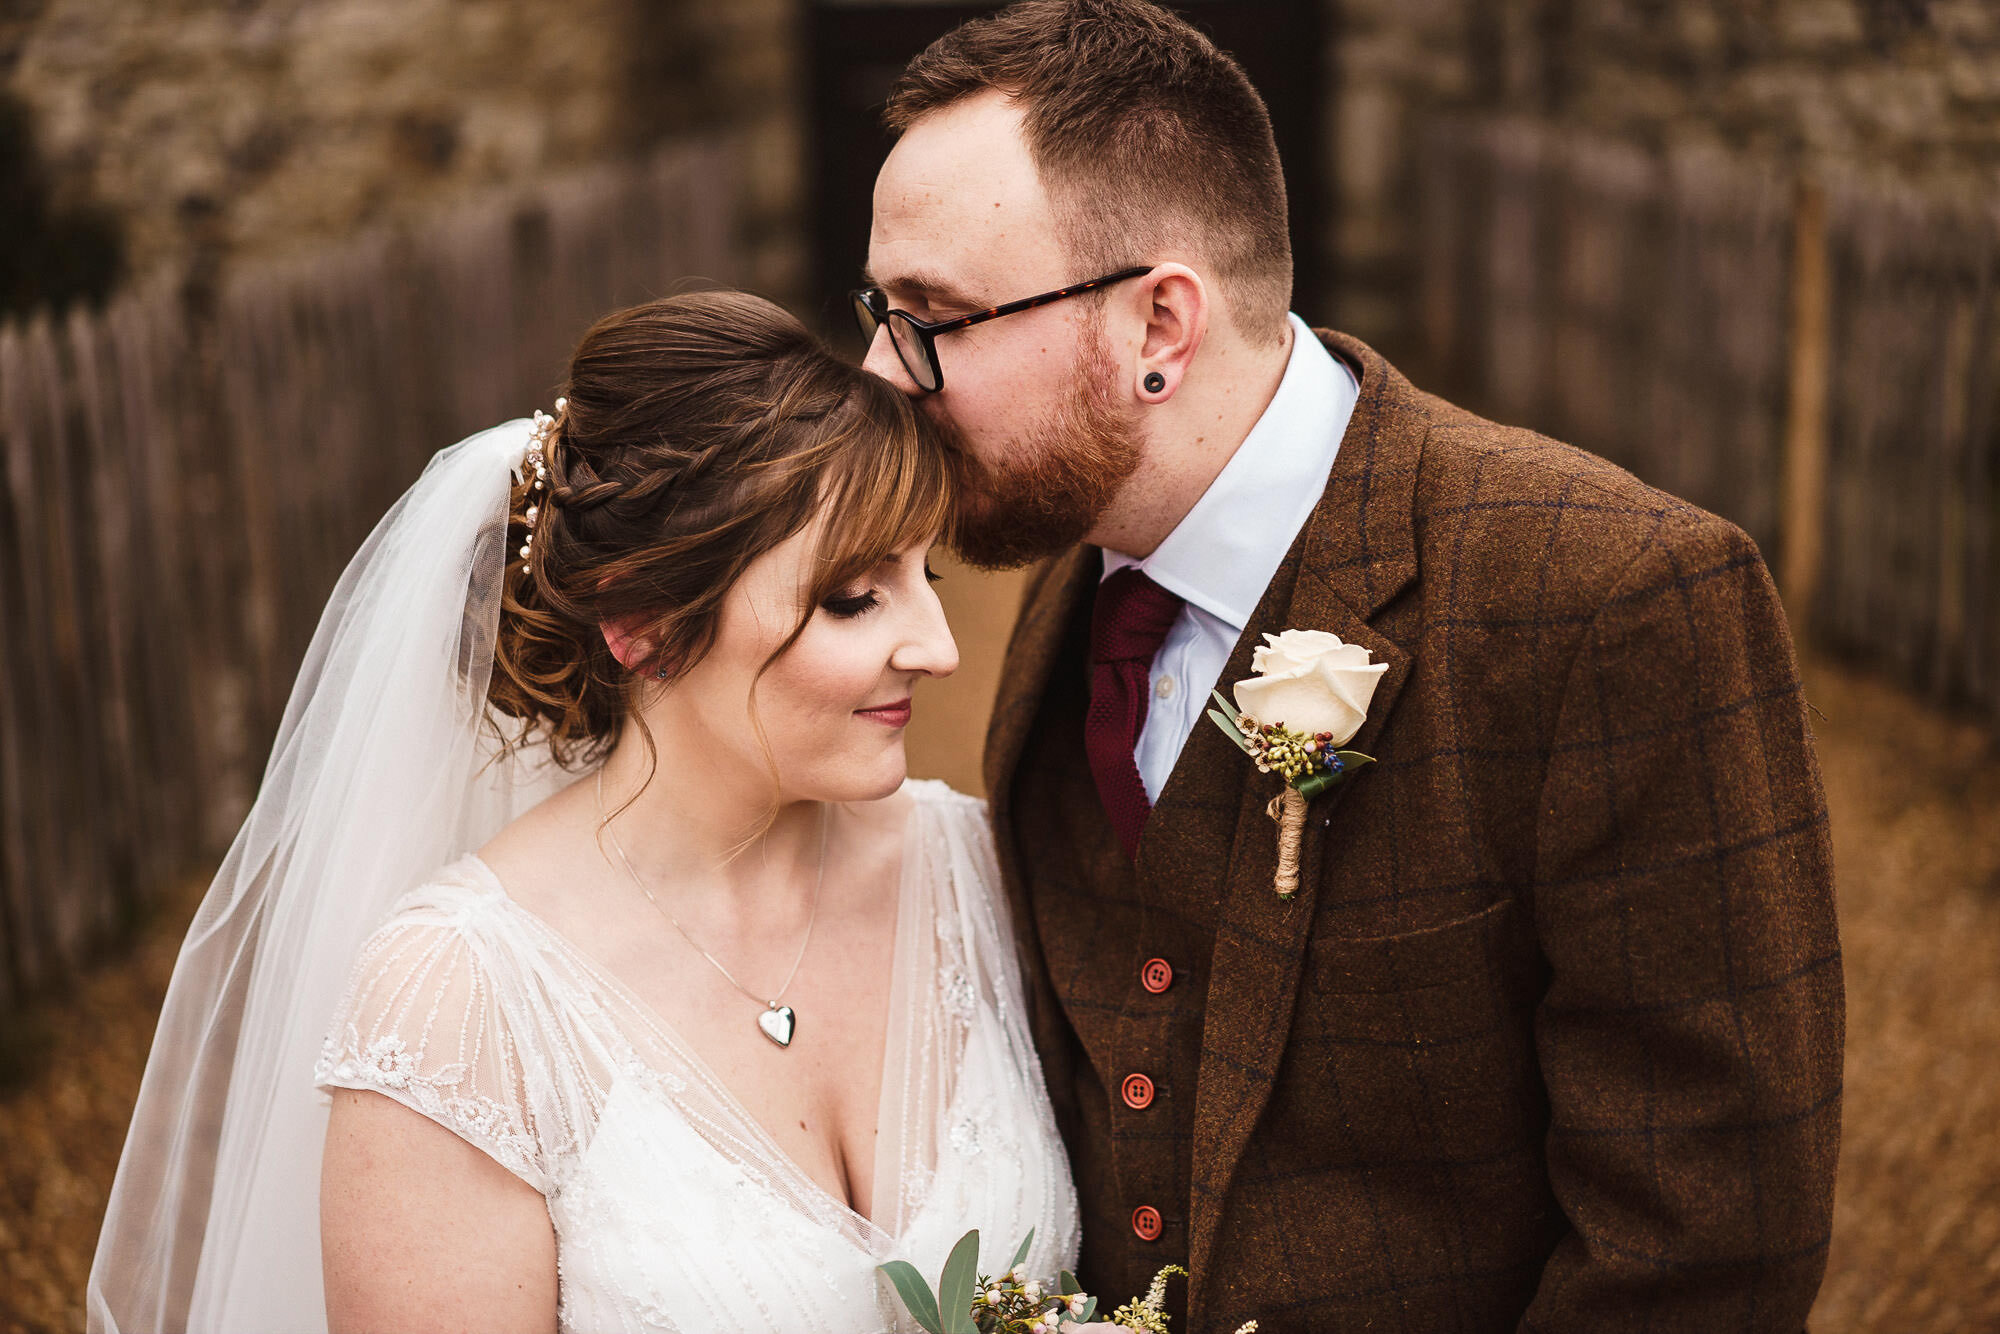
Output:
[4, 120, 1994, 1004]
[1417, 117, 2000, 721]
[0, 141, 738, 1005]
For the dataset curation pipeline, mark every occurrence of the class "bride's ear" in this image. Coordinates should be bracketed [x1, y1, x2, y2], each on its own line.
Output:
[600, 616, 658, 675]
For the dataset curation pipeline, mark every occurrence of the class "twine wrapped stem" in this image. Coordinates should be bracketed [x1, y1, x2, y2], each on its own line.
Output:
[1264, 786, 1309, 899]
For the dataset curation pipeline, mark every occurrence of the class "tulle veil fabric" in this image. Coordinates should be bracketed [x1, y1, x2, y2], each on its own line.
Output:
[87, 421, 572, 1332]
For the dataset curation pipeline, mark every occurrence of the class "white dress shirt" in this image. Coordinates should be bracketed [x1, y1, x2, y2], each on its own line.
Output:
[1101, 313, 1359, 802]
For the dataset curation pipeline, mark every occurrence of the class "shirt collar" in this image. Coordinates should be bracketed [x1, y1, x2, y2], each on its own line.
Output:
[1101, 313, 1358, 630]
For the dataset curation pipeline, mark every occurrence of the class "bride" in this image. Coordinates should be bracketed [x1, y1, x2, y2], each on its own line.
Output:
[88, 291, 1079, 1332]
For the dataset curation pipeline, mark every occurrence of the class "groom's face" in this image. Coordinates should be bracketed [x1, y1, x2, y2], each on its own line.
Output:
[865, 90, 1142, 568]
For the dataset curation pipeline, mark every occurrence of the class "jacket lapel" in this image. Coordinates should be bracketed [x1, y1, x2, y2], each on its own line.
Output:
[983, 545, 1096, 832]
[982, 545, 1098, 1032]
[1178, 334, 1428, 1312]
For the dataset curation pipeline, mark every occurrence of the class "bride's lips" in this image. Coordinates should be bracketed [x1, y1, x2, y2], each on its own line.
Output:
[855, 697, 913, 728]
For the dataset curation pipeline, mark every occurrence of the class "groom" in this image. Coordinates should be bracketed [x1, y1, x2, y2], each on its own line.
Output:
[859, 2, 1842, 1329]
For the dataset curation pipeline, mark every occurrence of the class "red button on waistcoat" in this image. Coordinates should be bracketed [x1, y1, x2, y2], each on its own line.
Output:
[1121, 1072, 1155, 1110]
[1140, 957, 1174, 993]
[1131, 1205, 1163, 1241]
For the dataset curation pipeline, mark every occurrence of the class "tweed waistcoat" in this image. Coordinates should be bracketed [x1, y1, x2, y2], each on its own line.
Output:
[984, 332, 1842, 1333]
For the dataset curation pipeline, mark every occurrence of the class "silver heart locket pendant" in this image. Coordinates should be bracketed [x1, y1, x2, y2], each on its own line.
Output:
[757, 1004, 796, 1048]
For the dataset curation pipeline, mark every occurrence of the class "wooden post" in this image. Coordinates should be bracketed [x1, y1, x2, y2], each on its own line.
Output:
[1779, 177, 1831, 636]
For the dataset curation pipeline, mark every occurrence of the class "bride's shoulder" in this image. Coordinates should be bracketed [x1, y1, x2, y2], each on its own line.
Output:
[367, 855, 511, 930]
[899, 779, 1000, 869]
[336, 858, 532, 1002]
[901, 776, 988, 819]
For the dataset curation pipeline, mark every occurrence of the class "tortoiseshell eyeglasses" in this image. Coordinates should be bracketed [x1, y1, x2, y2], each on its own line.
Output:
[851, 266, 1152, 392]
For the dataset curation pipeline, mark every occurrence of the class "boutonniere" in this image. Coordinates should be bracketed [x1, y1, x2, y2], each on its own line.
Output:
[1208, 629, 1388, 897]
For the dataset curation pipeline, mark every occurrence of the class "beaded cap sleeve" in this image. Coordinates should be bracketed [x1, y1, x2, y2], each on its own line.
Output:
[315, 861, 591, 1194]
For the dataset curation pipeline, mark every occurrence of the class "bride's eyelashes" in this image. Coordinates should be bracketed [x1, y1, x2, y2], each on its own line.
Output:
[820, 588, 881, 619]
[821, 556, 941, 618]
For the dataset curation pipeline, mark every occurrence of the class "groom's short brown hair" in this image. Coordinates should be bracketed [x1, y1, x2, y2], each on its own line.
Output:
[884, 0, 1292, 347]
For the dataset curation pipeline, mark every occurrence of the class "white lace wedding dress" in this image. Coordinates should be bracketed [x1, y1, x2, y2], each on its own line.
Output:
[313, 779, 1078, 1333]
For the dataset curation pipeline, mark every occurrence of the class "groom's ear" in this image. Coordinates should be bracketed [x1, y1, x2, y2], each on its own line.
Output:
[1133, 263, 1207, 403]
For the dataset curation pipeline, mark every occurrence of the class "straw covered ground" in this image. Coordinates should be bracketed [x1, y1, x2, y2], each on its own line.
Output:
[1, 652, 1996, 1332]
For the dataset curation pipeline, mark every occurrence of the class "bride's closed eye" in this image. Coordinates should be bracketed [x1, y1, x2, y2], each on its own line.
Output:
[821, 561, 942, 619]
[821, 588, 880, 619]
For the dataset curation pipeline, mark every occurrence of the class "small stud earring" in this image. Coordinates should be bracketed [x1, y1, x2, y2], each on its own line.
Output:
[1143, 371, 1166, 395]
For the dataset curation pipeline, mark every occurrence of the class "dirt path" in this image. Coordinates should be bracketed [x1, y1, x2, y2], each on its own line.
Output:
[1804, 659, 2000, 1330]
[0, 873, 202, 1334]
[3, 643, 1996, 1332]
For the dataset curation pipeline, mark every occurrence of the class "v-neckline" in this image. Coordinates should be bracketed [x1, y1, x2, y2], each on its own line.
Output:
[461, 791, 928, 1242]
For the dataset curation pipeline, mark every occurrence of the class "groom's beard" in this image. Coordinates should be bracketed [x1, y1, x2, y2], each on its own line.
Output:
[939, 331, 1143, 571]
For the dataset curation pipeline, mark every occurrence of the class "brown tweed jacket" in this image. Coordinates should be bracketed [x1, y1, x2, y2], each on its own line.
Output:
[983, 331, 1841, 1333]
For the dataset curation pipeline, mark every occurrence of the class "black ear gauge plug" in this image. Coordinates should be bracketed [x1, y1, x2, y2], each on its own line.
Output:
[1143, 371, 1166, 394]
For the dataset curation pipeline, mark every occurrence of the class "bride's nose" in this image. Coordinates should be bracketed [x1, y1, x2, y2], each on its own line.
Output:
[890, 591, 958, 679]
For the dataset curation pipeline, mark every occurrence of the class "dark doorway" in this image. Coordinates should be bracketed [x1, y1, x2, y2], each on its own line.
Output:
[805, 1, 1330, 348]
[0, 92, 123, 321]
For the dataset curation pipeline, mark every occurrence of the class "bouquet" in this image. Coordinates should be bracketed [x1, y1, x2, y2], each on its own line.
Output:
[879, 1230, 1255, 1334]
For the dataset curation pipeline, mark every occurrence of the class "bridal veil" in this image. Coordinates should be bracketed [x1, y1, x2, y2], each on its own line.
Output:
[88, 421, 571, 1332]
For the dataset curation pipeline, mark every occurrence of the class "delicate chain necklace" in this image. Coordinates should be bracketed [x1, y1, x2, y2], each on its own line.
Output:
[595, 768, 827, 1049]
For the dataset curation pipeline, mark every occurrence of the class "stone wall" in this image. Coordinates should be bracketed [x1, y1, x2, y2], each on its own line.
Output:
[0, 0, 804, 311]
[1328, 0, 2000, 360]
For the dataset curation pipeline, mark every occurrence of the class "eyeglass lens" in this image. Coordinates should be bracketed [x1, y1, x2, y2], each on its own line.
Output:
[852, 293, 941, 392]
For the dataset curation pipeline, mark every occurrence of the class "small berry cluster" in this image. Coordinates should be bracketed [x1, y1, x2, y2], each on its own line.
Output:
[1237, 717, 1346, 786]
[970, 1265, 1090, 1333]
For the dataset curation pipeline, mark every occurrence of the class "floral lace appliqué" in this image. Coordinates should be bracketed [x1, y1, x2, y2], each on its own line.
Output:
[948, 1111, 989, 1158]
[316, 1024, 539, 1184]
[938, 964, 977, 1021]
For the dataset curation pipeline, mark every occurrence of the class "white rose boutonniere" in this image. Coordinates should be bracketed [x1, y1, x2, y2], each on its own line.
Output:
[1209, 629, 1388, 898]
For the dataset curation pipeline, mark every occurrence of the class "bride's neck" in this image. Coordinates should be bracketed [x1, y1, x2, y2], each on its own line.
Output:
[592, 707, 825, 906]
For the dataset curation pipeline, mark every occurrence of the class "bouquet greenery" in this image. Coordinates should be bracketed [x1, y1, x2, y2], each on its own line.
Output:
[879, 1231, 1255, 1334]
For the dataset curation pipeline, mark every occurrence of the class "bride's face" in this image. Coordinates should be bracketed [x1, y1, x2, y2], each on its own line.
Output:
[666, 523, 958, 805]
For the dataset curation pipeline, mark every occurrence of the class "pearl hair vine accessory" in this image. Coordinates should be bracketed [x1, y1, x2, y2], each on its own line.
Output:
[518, 396, 566, 562]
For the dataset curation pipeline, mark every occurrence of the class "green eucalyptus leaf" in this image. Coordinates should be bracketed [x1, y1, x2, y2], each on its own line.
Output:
[1078, 1296, 1099, 1323]
[1208, 709, 1254, 755]
[1294, 771, 1338, 801]
[1210, 688, 1241, 724]
[1009, 1228, 1036, 1271]
[1057, 1269, 1082, 1296]
[937, 1230, 982, 1334]
[1293, 749, 1378, 801]
[878, 1260, 944, 1334]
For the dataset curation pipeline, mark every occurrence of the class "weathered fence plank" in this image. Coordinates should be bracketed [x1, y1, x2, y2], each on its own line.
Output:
[1418, 117, 1999, 722]
[0, 141, 738, 1004]
[1818, 185, 2000, 710]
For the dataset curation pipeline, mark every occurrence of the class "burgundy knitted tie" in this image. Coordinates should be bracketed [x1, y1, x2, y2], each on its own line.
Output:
[1086, 567, 1184, 861]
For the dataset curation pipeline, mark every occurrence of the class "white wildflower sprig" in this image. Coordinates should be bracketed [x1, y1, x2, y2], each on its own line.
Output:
[1105, 1265, 1256, 1334]
[1109, 1264, 1186, 1332]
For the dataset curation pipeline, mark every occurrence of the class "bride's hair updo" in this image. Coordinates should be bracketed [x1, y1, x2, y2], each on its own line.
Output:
[489, 289, 951, 765]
